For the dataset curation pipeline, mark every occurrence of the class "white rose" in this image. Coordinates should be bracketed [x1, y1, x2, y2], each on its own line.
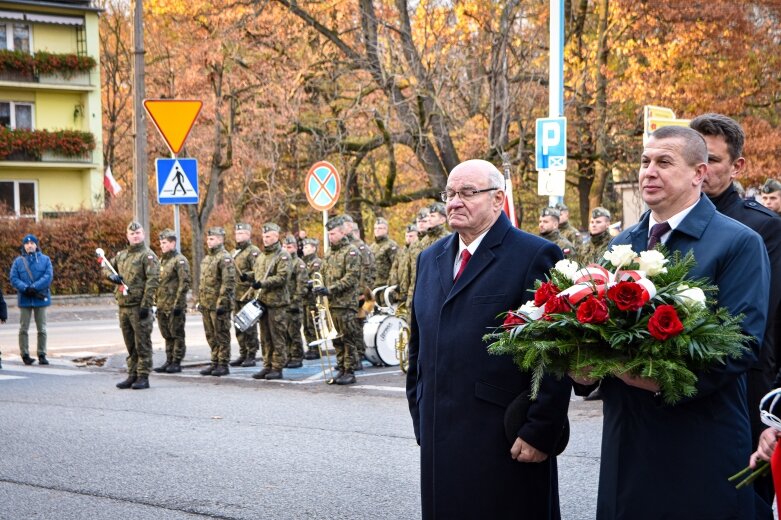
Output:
[603, 244, 637, 269]
[519, 300, 544, 321]
[636, 250, 669, 276]
[677, 285, 706, 308]
[554, 259, 580, 281]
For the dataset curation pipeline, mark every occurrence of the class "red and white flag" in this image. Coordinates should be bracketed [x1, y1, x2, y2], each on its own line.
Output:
[503, 175, 518, 228]
[104, 165, 122, 196]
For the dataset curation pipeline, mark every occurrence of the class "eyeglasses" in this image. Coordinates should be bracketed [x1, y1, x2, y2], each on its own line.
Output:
[439, 187, 499, 202]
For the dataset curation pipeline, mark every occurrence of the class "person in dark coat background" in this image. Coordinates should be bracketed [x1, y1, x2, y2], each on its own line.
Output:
[406, 159, 571, 520]
[9, 234, 53, 365]
[572, 126, 771, 519]
[690, 113, 781, 508]
[0, 288, 7, 369]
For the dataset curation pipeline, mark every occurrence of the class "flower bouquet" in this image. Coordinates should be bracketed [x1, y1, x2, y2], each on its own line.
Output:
[485, 245, 751, 404]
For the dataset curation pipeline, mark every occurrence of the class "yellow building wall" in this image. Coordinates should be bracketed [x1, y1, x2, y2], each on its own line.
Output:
[33, 24, 77, 54]
[35, 91, 85, 131]
[0, 168, 92, 213]
[0, 88, 35, 103]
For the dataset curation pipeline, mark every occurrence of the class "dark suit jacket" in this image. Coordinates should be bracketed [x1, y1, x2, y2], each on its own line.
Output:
[406, 212, 571, 520]
[582, 196, 770, 520]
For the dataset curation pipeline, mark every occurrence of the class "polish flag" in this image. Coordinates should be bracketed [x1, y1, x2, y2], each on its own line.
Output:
[503, 175, 518, 228]
[104, 165, 122, 196]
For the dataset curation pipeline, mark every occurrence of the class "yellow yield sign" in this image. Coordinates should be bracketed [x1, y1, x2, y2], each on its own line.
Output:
[143, 99, 203, 155]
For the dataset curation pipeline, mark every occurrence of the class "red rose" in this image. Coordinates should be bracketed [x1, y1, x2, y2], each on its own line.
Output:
[607, 281, 647, 311]
[576, 296, 609, 324]
[544, 295, 570, 317]
[534, 281, 561, 307]
[502, 312, 526, 328]
[647, 305, 684, 340]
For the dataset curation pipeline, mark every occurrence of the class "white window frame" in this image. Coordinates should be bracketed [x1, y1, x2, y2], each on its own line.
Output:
[0, 21, 32, 52]
[0, 101, 35, 129]
[0, 179, 38, 220]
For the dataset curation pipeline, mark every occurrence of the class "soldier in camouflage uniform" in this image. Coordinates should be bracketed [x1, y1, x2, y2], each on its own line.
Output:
[197, 227, 236, 377]
[230, 222, 261, 367]
[251, 223, 292, 381]
[388, 223, 418, 316]
[420, 202, 451, 248]
[283, 235, 307, 368]
[153, 229, 191, 374]
[370, 217, 399, 288]
[580, 207, 612, 263]
[341, 215, 374, 369]
[405, 208, 431, 314]
[538, 207, 577, 260]
[105, 221, 160, 390]
[555, 202, 582, 247]
[301, 237, 322, 360]
[314, 216, 362, 385]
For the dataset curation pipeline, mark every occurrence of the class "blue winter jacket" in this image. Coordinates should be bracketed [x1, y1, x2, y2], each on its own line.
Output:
[10, 250, 53, 307]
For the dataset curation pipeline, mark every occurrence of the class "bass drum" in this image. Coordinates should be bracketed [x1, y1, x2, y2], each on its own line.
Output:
[363, 314, 406, 367]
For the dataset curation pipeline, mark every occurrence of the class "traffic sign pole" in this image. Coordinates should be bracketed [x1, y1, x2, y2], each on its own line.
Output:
[322, 210, 328, 255]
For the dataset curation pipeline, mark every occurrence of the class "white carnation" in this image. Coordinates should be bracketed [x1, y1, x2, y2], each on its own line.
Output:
[554, 259, 580, 281]
[676, 285, 706, 308]
[636, 250, 669, 276]
[603, 244, 637, 269]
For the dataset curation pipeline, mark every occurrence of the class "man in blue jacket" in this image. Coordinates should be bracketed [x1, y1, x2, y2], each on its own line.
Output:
[10, 234, 53, 365]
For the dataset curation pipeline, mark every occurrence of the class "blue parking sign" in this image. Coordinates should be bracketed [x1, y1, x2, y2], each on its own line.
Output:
[535, 117, 567, 170]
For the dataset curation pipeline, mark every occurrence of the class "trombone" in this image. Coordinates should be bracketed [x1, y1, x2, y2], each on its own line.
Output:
[308, 273, 339, 384]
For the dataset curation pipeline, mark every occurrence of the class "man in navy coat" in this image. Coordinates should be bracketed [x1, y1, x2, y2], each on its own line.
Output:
[573, 126, 771, 519]
[406, 159, 571, 519]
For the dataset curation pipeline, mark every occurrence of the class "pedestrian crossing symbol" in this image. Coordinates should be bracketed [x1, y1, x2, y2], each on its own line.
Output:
[155, 158, 198, 205]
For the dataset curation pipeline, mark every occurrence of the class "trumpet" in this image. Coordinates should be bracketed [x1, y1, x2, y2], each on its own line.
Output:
[395, 324, 410, 373]
[308, 273, 340, 384]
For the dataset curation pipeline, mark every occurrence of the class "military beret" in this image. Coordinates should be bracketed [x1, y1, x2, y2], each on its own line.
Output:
[406, 224, 417, 233]
[375, 217, 389, 226]
[555, 202, 569, 212]
[235, 222, 252, 231]
[127, 221, 143, 232]
[303, 237, 320, 247]
[762, 179, 781, 193]
[541, 207, 560, 219]
[417, 207, 431, 220]
[262, 223, 280, 233]
[158, 228, 177, 240]
[325, 216, 344, 230]
[207, 227, 226, 236]
[592, 207, 611, 220]
[340, 214, 355, 223]
[428, 202, 447, 216]
[283, 234, 296, 245]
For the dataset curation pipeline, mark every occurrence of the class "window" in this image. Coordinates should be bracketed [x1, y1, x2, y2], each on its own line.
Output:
[0, 22, 30, 52]
[0, 180, 37, 219]
[0, 101, 33, 129]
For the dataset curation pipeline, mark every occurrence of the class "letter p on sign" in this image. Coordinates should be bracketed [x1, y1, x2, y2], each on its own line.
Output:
[535, 117, 567, 171]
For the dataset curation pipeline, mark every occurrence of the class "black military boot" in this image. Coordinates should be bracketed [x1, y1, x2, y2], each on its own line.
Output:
[153, 360, 171, 373]
[38, 354, 49, 365]
[287, 360, 303, 369]
[22, 354, 35, 365]
[131, 376, 150, 389]
[199, 364, 216, 376]
[241, 357, 256, 367]
[353, 357, 364, 371]
[116, 375, 137, 389]
[265, 369, 283, 380]
[335, 371, 356, 385]
[166, 361, 182, 373]
[304, 349, 320, 360]
[229, 356, 245, 367]
[252, 367, 271, 380]
[211, 364, 229, 377]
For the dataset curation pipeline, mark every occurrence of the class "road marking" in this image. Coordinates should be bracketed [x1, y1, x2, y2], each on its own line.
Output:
[0, 375, 25, 381]
[358, 384, 405, 393]
[1, 366, 94, 376]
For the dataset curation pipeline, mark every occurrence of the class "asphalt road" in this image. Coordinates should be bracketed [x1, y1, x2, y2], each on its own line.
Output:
[0, 307, 602, 519]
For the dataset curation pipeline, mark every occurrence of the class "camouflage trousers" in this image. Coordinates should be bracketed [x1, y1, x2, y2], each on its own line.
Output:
[260, 307, 288, 371]
[202, 308, 232, 365]
[119, 305, 154, 377]
[302, 303, 318, 355]
[331, 308, 361, 373]
[286, 308, 304, 362]
[233, 299, 260, 359]
[157, 310, 186, 362]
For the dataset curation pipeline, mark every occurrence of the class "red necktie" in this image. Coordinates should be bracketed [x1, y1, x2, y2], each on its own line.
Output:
[454, 250, 471, 282]
[647, 222, 671, 250]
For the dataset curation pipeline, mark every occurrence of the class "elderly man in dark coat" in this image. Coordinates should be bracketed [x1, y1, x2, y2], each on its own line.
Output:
[406, 159, 571, 520]
[573, 126, 771, 519]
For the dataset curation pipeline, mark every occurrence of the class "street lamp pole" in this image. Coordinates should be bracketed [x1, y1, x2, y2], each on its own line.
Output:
[132, 0, 148, 240]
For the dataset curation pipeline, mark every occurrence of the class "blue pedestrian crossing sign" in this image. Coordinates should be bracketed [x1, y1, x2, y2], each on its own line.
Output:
[156, 158, 198, 205]
[535, 117, 567, 171]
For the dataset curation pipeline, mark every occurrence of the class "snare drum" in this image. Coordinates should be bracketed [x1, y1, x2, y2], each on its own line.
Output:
[363, 314, 406, 366]
[233, 300, 265, 332]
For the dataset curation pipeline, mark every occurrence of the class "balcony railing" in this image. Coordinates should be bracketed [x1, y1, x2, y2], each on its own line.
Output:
[0, 51, 96, 87]
[0, 129, 96, 163]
